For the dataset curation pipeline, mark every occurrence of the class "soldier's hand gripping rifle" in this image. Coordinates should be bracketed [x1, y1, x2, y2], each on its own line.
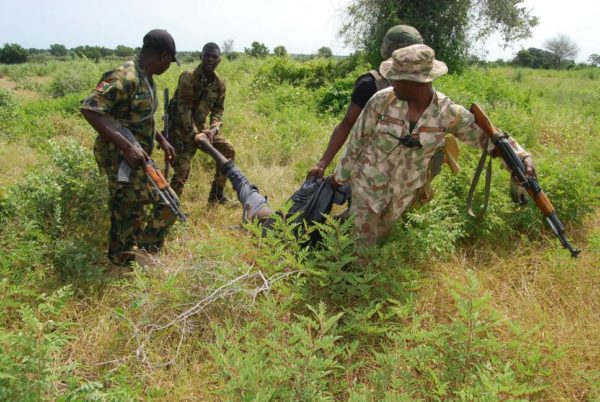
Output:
[469, 103, 579, 258]
[114, 121, 187, 222]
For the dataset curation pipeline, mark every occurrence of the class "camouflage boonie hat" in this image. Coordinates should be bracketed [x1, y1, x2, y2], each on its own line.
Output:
[380, 44, 448, 83]
[380, 25, 423, 59]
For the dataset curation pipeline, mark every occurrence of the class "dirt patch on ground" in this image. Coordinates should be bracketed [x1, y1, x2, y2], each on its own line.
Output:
[0, 76, 16, 90]
[0, 76, 44, 101]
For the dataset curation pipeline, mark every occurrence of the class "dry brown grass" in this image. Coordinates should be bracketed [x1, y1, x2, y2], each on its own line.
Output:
[0, 76, 44, 101]
[415, 210, 600, 401]
[0, 138, 45, 187]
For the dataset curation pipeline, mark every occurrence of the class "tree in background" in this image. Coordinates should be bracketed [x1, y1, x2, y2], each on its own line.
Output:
[222, 39, 234, 55]
[513, 47, 554, 69]
[49, 44, 68, 57]
[589, 54, 600, 67]
[340, 0, 538, 72]
[71, 46, 113, 61]
[0, 43, 29, 64]
[244, 41, 269, 58]
[115, 45, 135, 57]
[544, 34, 579, 69]
[273, 45, 287, 57]
[317, 46, 333, 58]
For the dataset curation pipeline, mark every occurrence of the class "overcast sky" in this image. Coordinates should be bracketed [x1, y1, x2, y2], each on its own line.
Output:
[0, 0, 597, 62]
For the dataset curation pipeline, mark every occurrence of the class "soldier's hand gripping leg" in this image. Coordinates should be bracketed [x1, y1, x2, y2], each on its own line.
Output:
[194, 133, 273, 224]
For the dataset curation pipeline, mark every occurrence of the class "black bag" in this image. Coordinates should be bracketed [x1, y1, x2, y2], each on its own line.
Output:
[286, 176, 351, 245]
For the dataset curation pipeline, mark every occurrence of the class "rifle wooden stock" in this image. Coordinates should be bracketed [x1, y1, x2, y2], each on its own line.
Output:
[470, 103, 500, 138]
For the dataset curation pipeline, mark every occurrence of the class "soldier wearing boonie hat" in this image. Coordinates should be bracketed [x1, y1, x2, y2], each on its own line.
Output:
[80, 29, 179, 267]
[307, 25, 423, 179]
[379, 44, 448, 83]
[331, 44, 536, 248]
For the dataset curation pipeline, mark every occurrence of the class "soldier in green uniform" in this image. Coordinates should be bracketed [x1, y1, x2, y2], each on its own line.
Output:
[81, 29, 179, 266]
[168, 42, 234, 203]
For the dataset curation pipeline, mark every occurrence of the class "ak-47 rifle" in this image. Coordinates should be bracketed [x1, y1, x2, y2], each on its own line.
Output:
[162, 88, 171, 179]
[469, 103, 579, 258]
[114, 120, 187, 222]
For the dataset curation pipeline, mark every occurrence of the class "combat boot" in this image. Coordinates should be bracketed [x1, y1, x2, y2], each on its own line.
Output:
[208, 181, 231, 204]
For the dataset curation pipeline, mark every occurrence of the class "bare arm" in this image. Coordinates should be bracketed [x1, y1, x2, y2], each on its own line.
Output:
[308, 102, 363, 177]
[81, 108, 147, 167]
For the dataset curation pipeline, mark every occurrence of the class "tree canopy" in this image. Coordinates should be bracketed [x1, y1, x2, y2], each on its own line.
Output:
[317, 47, 333, 58]
[512, 47, 554, 69]
[49, 44, 68, 57]
[340, 0, 539, 72]
[544, 34, 579, 69]
[274, 45, 287, 57]
[0, 43, 29, 64]
[244, 41, 269, 58]
[115, 45, 135, 57]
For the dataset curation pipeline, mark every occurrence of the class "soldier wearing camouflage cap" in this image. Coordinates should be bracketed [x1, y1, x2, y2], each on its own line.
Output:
[307, 25, 423, 178]
[168, 42, 235, 204]
[331, 44, 536, 246]
[81, 29, 179, 266]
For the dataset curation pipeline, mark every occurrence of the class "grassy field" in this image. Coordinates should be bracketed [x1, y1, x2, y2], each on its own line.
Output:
[0, 56, 598, 401]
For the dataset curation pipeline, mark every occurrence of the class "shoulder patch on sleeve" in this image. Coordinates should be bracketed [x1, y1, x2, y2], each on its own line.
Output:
[96, 77, 117, 93]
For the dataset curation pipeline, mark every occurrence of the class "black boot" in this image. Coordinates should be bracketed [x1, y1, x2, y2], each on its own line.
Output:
[208, 181, 231, 204]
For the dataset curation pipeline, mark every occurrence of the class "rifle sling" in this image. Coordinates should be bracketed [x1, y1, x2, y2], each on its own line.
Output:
[467, 139, 493, 219]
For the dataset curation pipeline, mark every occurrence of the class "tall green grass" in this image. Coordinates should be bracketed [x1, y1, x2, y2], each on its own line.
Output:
[0, 57, 598, 400]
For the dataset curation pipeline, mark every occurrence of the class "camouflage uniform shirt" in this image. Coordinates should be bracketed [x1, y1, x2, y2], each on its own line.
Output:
[81, 59, 158, 154]
[169, 65, 226, 141]
[334, 87, 529, 219]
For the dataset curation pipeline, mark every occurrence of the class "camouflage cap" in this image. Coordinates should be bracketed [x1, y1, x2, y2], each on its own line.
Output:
[380, 25, 423, 59]
[380, 44, 448, 83]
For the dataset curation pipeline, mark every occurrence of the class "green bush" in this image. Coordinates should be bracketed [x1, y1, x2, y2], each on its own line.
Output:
[315, 75, 355, 115]
[0, 88, 18, 126]
[5, 140, 105, 235]
[208, 301, 349, 401]
[48, 62, 99, 97]
[0, 43, 29, 64]
[0, 140, 106, 282]
[350, 273, 555, 400]
[0, 284, 73, 401]
[255, 56, 362, 90]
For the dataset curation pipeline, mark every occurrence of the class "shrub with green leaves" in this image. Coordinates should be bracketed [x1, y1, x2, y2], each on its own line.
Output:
[0, 88, 18, 127]
[208, 302, 349, 401]
[47, 59, 102, 97]
[0, 140, 106, 280]
[315, 75, 355, 115]
[350, 273, 555, 400]
[4, 140, 105, 234]
[0, 284, 73, 401]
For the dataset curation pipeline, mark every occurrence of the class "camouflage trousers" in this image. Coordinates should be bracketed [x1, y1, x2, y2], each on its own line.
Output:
[350, 186, 419, 248]
[94, 139, 177, 265]
[170, 131, 235, 196]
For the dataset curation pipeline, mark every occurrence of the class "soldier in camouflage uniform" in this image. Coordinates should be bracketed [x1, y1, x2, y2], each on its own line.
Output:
[331, 44, 536, 246]
[81, 29, 179, 266]
[168, 42, 234, 203]
[307, 25, 423, 178]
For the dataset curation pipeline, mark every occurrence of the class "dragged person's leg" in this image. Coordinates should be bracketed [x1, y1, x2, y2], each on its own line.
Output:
[194, 133, 274, 228]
